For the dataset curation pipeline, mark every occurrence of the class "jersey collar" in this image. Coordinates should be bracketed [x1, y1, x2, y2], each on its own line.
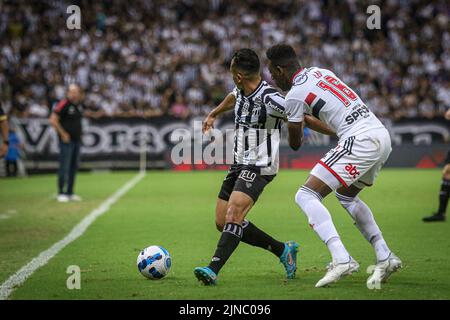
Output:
[242, 79, 264, 99]
[291, 68, 305, 84]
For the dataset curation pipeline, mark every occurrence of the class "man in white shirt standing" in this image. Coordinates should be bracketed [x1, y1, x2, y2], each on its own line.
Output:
[266, 44, 402, 288]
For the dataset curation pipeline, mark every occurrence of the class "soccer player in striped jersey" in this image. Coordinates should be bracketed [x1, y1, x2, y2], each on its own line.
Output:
[194, 48, 334, 285]
[266, 44, 402, 288]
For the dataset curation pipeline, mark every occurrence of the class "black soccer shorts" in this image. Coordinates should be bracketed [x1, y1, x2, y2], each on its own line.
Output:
[218, 164, 275, 203]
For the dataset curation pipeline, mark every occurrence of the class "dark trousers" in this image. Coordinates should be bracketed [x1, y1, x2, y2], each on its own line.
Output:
[5, 160, 18, 177]
[58, 141, 81, 195]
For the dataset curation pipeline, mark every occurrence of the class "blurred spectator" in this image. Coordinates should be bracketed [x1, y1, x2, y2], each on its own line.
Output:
[5, 127, 22, 177]
[0, 0, 448, 120]
[170, 94, 190, 120]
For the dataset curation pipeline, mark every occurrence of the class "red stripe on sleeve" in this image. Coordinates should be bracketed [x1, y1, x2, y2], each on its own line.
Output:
[54, 99, 68, 113]
[318, 160, 348, 188]
[305, 93, 316, 106]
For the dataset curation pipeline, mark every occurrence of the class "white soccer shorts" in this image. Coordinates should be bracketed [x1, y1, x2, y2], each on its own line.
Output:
[310, 128, 392, 190]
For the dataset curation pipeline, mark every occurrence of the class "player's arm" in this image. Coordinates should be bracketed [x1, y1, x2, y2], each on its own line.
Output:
[49, 112, 70, 143]
[0, 106, 8, 158]
[304, 114, 337, 137]
[285, 98, 305, 151]
[287, 121, 303, 150]
[202, 92, 236, 133]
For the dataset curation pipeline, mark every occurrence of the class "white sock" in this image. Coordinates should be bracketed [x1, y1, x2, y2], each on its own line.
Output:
[296, 186, 351, 264]
[327, 237, 351, 264]
[371, 235, 391, 262]
[336, 193, 392, 262]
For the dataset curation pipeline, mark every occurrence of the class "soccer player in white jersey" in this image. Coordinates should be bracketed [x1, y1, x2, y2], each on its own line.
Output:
[266, 44, 402, 288]
[194, 48, 335, 285]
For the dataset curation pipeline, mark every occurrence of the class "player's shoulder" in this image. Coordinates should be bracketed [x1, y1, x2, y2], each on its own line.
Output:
[258, 81, 280, 98]
[256, 81, 286, 113]
[230, 86, 239, 98]
[288, 66, 334, 100]
[54, 99, 69, 113]
[289, 67, 318, 94]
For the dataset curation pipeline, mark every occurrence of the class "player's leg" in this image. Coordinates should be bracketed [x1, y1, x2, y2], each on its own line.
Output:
[208, 191, 253, 274]
[195, 191, 253, 285]
[196, 167, 298, 284]
[215, 198, 286, 259]
[295, 136, 377, 287]
[67, 142, 80, 197]
[10, 160, 17, 177]
[336, 129, 401, 285]
[335, 184, 392, 262]
[423, 157, 450, 222]
[5, 160, 12, 177]
[335, 183, 402, 286]
[295, 174, 359, 287]
[57, 141, 72, 201]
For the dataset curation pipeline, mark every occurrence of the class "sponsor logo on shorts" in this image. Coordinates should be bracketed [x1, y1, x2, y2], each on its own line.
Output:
[239, 170, 257, 182]
[246, 182, 253, 189]
[345, 164, 360, 179]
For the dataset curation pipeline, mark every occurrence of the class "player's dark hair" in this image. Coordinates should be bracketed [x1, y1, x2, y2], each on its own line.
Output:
[231, 48, 260, 75]
[266, 44, 301, 69]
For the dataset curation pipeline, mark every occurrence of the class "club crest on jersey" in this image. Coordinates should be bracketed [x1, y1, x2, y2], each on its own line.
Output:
[68, 106, 76, 114]
[241, 101, 250, 117]
[252, 97, 262, 117]
[345, 164, 360, 179]
[293, 72, 308, 86]
[239, 170, 256, 182]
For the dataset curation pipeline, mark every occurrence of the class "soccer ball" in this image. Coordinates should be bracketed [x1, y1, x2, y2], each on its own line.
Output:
[137, 245, 172, 280]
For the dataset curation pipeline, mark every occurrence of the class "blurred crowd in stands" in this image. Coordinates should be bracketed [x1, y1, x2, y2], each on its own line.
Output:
[0, 0, 448, 121]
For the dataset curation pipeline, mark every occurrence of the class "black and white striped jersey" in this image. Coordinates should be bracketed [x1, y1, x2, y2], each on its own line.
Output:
[230, 80, 286, 175]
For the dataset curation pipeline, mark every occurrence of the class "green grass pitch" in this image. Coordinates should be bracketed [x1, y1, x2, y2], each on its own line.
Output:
[0, 169, 449, 300]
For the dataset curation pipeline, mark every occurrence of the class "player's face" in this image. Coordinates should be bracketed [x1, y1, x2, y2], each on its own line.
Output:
[268, 61, 290, 91]
[230, 59, 244, 90]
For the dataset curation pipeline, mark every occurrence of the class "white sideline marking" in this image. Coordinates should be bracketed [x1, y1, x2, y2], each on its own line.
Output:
[0, 172, 145, 300]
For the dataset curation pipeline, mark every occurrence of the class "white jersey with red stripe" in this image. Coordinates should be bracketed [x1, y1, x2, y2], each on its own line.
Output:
[284, 67, 385, 141]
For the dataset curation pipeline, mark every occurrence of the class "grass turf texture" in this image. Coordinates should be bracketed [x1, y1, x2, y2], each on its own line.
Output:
[0, 169, 448, 299]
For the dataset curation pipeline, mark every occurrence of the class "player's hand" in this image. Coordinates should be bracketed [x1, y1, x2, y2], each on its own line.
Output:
[0, 142, 7, 158]
[61, 132, 71, 143]
[202, 114, 216, 134]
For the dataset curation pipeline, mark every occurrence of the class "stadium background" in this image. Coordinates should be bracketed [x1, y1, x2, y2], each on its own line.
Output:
[0, 0, 448, 175]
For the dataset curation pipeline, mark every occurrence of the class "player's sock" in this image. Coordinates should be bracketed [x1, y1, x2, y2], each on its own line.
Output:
[437, 179, 450, 215]
[295, 186, 351, 264]
[326, 237, 351, 264]
[208, 222, 243, 275]
[241, 220, 285, 257]
[336, 192, 391, 262]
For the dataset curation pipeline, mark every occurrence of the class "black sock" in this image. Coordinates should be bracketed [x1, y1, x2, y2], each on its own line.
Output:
[208, 223, 243, 275]
[438, 179, 450, 215]
[241, 220, 285, 257]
